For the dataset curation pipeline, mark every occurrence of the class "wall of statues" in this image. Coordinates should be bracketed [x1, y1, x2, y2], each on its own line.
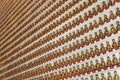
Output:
[0, 0, 120, 80]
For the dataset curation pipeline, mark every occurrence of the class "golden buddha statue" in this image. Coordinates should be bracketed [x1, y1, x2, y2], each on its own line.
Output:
[116, 8, 120, 17]
[116, 21, 120, 31]
[114, 71, 119, 80]
[93, 8, 97, 16]
[100, 43, 106, 54]
[107, 72, 112, 80]
[106, 41, 112, 52]
[85, 36, 89, 45]
[102, 1, 108, 10]
[94, 20, 99, 28]
[85, 49, 90, 59]
[104, 15, 110, 23]
[89, 22, 94, 31]
[95, 60, 101, 71]
[95, 74, 100, 80]
[112, 39, 118, 50]
[94, 32, 99, 41]
[84, 25, 89, 33]
[112, 54, 118, 65]
[81, 51, 85, 61]
[90, 61, 95, 72]
[101, 73, 106, 80]
[89, 34, 94, 44]
[100, 58, 106, 69]
[104, 27, 110, 37]
[109, 11, 116, 20]
[90, 75, 94, 80]
[99, 17, 104, 25]
[94, 45, 100, 56]
[81, 64, 85, 74]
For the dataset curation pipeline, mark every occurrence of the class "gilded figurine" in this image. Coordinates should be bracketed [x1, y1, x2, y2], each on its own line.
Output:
[112, 39, 118, 50]
[99, 29, 105, 39]
[84, 13, 88, 21]
[101, 73, 106, 80]
[99, 17, 104, 25]
[110, 24, 117, 34]
[94, 45, 100, 56]
[116, 8, 120, 17]
[84, 25, 89, 33]
[116, 21, 120, 31]
[89, 22, 94, 31]
[104, 15, 110, 23]
[109, 11, 116, 20]
[89, 34, 94, 44]
[95, 74, 100, 80]
[106, 41, 112, 52]
[94, 20, 99, 28]
[112, 54, 118, 65]
[114, 71, 119, 80]
[107, 72, 112, 80]
[85, 49, 90, 59]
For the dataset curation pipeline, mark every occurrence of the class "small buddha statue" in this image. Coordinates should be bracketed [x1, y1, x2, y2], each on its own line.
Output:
[89, 34, 94, 44]
[100, 43, 106, 54]
[112, 54, 118, 65]
[68, 68, 73, 78]
[81, 51, 85, 61]
[89, 22, 94, 31]
[90, 48, 95, 57]
[95, 60, 101, 71]
[72, 54, 77, 64]
[109, 11, 116, 20]
[88, 0, 92, 6]
[116, 21, 120, 31]
[90, 75, 94, 80]
[112, 39, 118, 50]
[104, 15, 110, 23]
[83, 2, 87, 9]
[73, 66, 77, 77]
[118, 36, 120, 47]
[80, 27, 84, 35]
[84, 25, 89, 33]
[76, 40, 80, 49]
[99, 29, 105, 39]
[95, 74, 100, 80]
[85, 62, 90, 73]
[81, 78, 84, 80]
[94, 20, 99, 28]
[76, 29, 80, 37]
[108, 0, 113, 6]
[80, 39, 85, 47]
[65, 69, 68, 78]
[94, 45, 100, 56]
[79, 15, 84, 23]
[102, 1, 108, 10]
[85, 36, 89, 45]
[110, 24, 117, 34]
[84, 13, 88, 21]
[99, 17, 104, 25]
[107, 56, 112, 67]
[77, 53, 81, 62]
[90, 61, 95, 71]
[76, 65, 81, 76]
[106, 41, 112, 52]
[114, 71, 119, 80]
[88, 10, 93, 18]
[101, 73, 106, 80]
[65, 57, 69, 66]
[104, 27, 110, 37]
[100, 58, 106, 69]
[85, 49, 90, 59]
[69, 56, 73, 65]
[81, 64, 85, 74]
[93, 8, 98, 15]
[107, 72, 112, 80]
[97, 5, 102, 13]
[94, 32, 99, 41]
[116, 8, 120, 17]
